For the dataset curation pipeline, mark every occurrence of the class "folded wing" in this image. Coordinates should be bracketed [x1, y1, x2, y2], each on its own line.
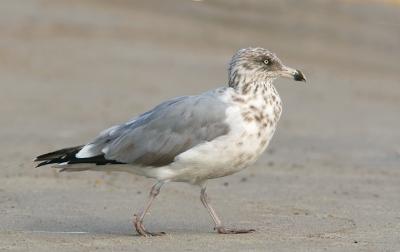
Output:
[75, 92, 230, 167]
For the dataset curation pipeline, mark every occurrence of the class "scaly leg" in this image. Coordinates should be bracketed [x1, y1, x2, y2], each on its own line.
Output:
[200, 185, 255, 234]
[133, 181, 165, 237]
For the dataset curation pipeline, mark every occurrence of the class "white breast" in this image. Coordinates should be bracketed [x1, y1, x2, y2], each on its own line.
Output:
[161, 85, 282, 184]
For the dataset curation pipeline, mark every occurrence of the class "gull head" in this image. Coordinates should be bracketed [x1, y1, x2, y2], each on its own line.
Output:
[228, 47, 306, 88]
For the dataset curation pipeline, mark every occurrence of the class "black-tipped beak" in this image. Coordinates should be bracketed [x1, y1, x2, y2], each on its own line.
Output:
[280, 66, 307, 83]
[294, 69, 306, 82]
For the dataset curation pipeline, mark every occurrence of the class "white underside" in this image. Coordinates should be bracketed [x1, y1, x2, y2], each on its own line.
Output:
[61, 87, 281, 185]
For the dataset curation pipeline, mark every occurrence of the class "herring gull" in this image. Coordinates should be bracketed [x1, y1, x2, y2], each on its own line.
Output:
[35, 47, 306, 236]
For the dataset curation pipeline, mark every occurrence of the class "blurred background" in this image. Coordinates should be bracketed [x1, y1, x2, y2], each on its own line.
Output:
[0, 0, 399, 251]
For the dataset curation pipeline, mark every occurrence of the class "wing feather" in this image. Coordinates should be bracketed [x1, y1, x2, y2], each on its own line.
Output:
[76, 91, 230, 167]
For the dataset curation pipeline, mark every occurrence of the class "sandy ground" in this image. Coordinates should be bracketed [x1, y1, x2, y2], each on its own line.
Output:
[0, 0, 399, 251]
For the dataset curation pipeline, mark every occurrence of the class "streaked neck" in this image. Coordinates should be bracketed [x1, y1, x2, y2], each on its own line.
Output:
[230, 79, 276, 96]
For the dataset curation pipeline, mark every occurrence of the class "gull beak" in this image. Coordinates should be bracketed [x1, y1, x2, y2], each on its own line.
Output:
[280, 65, 306, 82]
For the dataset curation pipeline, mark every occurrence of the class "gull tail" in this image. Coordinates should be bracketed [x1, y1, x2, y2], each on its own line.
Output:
[35, 145, 124, 171]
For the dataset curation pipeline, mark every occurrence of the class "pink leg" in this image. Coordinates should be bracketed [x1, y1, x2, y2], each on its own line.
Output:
[200, 186, 255, 234]
[133, 182, 166, 237]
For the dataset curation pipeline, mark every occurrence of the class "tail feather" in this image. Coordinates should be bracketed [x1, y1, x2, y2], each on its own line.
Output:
[35, 145, 124, 168]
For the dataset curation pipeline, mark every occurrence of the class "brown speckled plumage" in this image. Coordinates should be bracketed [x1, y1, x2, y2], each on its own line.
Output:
[35, 47, 306, 236]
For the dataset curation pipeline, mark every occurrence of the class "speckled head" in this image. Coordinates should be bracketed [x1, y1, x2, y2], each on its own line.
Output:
[228, 47, 306, 89]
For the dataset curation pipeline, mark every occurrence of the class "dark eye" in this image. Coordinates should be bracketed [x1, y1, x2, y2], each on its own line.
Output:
[263, 59, 270, 65]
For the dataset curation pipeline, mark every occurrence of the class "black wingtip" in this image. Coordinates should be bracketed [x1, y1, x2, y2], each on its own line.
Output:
[34, 145, 84, 162]
[34, 145, 124, 168]
[36, 160, 52, 168]
[34, 145, 84, 168]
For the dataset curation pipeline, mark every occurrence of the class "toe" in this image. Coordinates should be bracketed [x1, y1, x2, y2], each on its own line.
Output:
[148, 231, 166, 236]
[216, 226, 255, 234]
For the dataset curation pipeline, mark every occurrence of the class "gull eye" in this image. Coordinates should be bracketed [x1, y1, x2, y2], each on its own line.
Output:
[263, 59, 270, 65]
